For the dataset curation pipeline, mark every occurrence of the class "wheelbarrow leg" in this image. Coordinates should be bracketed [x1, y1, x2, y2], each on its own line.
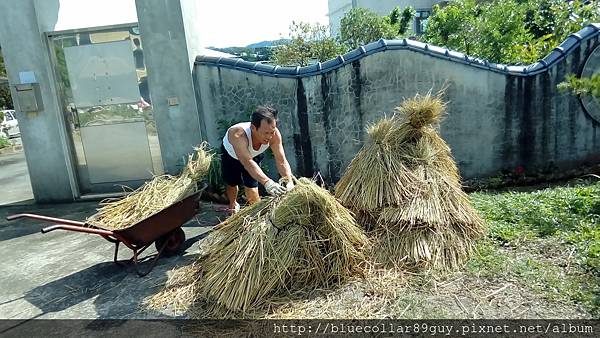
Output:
[113, 242, 124, 266]
[133, 242, 169, 277]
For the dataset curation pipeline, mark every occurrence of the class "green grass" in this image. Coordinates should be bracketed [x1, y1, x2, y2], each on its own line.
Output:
[0, 135, 10, 149]
[468, 179, 600, 315]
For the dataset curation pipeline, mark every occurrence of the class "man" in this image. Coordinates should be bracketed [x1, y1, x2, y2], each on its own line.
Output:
[221, 106, 294, 213]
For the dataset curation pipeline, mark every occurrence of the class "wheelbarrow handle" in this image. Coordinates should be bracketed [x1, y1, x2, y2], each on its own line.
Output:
[41, 224, 115, 237]
[6, 213, 86, 226]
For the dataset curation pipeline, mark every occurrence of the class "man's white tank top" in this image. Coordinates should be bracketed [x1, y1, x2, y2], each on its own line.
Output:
[222, 122, 270, 160]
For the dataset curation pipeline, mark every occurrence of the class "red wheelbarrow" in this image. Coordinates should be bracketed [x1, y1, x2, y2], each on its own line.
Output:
[6, 189, 205, 277]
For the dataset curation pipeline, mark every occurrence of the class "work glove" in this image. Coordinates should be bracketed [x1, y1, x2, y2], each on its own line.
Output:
[280, 177, 295, 191]
[265, 179, 286, 196]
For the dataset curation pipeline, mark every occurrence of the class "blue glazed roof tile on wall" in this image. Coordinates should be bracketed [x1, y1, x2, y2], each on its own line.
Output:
[507, 65, 527, 73]
[253, 63, 276, 73]
[218, 58, 239, 67]
[543, 51, 562, 65]
[342, 48, 364, 62]
[386, 40, 405, 48]
[321, 58, 342, 70]
[526, 62, 544, 72]
[426, 44, 447, 55]
[406, 40, 427, 49]
[363, 40, 383, 53]
[559, 36, 578, 52]
[235, 60, 256, 69]
[301, 63, 320, 75]
[277, 66, 299, 75]
[446, 50, 466, 60]
[195, 24, 600, 78]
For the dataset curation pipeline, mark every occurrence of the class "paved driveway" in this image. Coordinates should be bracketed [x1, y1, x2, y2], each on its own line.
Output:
[0, 140, 34, 206]
[0, 200, 226, 319]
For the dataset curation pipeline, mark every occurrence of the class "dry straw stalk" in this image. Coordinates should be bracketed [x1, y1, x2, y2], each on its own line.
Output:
[335, 91, 485, 270]
[87, 144, 213, 230]
[147, 177, 369, 316]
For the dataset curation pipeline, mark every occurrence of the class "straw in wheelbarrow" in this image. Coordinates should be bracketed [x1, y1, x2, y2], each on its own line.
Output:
[87, 144, 213, 230]
[335, 92, 485, 270]
[146, 177, 369, 317]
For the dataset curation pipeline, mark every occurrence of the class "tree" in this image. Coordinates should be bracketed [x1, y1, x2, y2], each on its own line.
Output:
[0, 46, 13, 109]
[423, 0, 600, 65]
[558, 73, 600, 99]
[0, 86, 12, 110]
[387, 6, 416, 36]
[424, 0, 533, 64]
[0, 46, 6, 77]
[422, 0, 479, 55]
[273, 22, 346, 66]
[339, 8, 398, 49]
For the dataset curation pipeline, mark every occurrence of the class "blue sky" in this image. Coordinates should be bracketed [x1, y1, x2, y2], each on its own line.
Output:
[198, 0, 330, 47]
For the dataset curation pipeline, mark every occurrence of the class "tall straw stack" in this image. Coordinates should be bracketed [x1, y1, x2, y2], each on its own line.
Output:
[335, 92, 485, 270]
[87, 144, 213, 230]
[147, 177, 369, 316]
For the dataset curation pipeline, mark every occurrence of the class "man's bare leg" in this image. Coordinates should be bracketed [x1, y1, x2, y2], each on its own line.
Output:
[225, 184, 240, 211]
[245, 187, 260, 205]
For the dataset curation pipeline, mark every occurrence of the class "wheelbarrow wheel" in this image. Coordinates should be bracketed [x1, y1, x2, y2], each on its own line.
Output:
[155, 228, 186, 257]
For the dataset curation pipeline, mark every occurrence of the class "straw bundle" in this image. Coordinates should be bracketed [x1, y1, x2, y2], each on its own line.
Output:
[87, 144, 213, 230]
[147, 177, 369, 316]
[335, 92, 485, 270]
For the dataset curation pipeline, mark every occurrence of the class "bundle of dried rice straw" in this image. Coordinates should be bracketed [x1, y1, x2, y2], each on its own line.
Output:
[335, 92, 485, 270]
[147, 177, 369, 317]
[87, 144, 213, 230]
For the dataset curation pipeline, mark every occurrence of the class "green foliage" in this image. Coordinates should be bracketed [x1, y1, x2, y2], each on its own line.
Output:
[386, 6, 416, 36]
[0, 47, 13, 109]
[0, 85, 12, 109]
[54, 44, 70, 89]
[0, 135, 9, 149]
[558, 73, 600, 99]
[339, 8, 399, 49]
[0, 46, 6, 77]
[207, 150, 225, 195]
[273, 22, 346, 66]
[274, 6, 416, 65]
[423, 0, 600, 64]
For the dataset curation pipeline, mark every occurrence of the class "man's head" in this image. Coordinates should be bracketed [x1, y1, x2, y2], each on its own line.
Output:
[251, 106, 278, 144]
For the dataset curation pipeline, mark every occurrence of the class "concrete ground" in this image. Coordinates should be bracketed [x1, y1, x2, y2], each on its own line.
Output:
[0, 199, 228, 319]
[0, 138, 34, 206]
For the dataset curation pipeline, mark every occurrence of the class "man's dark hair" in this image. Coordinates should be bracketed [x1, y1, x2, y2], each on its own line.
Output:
[251, 106, 278, 129]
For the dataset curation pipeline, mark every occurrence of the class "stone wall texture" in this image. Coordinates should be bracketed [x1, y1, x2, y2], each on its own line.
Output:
[194, 25, 600, 183]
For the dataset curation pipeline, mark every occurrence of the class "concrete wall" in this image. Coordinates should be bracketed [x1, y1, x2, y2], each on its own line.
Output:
[194, 25, 600, 183]
[0, 0, 75, 202]
[0, 0, 205, 202]
[135, 0, 203, 174]
[194, 66, 300, 172]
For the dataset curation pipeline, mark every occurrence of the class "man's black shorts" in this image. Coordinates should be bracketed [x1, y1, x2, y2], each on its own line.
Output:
[221, 144, 264, 188]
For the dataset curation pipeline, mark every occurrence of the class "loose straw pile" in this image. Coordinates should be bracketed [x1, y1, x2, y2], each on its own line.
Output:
[147, 178, 369, 317]
[87, 144, 213, 230]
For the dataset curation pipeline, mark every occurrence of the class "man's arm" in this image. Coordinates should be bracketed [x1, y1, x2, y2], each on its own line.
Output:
[270, 128, 292, 179]
[228, 126, 270, 185]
